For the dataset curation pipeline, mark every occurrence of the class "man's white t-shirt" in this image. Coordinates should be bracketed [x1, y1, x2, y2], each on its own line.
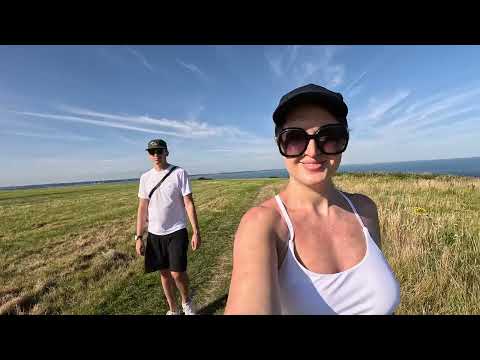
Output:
[138, 165, 192, 236]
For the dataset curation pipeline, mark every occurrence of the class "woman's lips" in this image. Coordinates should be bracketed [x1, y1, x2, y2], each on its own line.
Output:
[301, 160, 327, 171]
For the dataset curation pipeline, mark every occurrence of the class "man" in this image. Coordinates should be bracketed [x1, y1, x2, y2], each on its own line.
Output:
[135, 139, 201, 315]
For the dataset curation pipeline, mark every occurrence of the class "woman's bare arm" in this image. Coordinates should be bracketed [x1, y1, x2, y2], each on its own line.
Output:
[224, 206, 282, 315]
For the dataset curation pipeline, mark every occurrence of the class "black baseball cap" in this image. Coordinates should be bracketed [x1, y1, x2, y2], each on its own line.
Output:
[146, 139, 168, 151]
[273, 83, 348, 127]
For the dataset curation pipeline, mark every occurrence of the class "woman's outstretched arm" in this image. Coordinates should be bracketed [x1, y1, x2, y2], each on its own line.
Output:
[224, 206, 282, 315]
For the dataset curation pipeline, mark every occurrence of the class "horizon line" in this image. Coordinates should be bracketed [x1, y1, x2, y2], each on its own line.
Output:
[1, 155, 479, 190]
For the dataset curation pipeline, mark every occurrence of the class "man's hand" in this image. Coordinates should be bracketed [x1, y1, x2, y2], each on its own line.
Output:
[191, 232, 201, 251]
[136, 238, 145, 256]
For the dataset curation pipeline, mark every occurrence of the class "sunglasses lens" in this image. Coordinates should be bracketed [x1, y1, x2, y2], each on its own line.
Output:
[280, 129, 308, 157]
[148, 149, 164, 156]
[278, 125, 348, 157]
[317, 127, 348, 154]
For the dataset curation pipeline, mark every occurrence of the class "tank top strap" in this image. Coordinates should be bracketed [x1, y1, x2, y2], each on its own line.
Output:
[337, 190, 366, 229]
[274, 194, 294, 242]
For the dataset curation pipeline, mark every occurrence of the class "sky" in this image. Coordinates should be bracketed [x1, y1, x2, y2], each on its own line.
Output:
[1, 45, 480, 187]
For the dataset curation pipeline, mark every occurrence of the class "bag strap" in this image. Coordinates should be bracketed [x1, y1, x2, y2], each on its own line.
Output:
[148, 165, 178, 199]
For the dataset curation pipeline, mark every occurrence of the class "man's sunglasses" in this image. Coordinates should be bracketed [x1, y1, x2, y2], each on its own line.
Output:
[147, 148, 166, 156]
[276, 124, 349, 158]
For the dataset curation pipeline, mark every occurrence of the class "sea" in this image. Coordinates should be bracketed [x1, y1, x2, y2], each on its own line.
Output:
[2, 156, 479, 190]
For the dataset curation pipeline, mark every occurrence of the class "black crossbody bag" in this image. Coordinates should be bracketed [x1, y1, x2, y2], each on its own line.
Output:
[148, 166, 178, 199]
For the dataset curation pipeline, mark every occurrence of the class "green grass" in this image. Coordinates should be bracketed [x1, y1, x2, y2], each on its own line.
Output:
[1, 173, 479, 315]
[0, 179, 280, 315]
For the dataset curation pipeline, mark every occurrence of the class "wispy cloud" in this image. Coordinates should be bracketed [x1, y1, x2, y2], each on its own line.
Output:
[344, 70, 368, 94]
[0, 130, 94, 142]
[404, 87, 459, 115]
[367, 90, 411, 123]
[386, 87, 480, 130]
[293, 47, 346, 88]
[177, 60, 209, 82]
[265, 46, 345, 89]
[287, 45, 301, 68]
[126, 47, 154, 72]
[10, 105, 269, 143]
[58, 105, 194, 131]
[343, 46, 393, 99]
[343, 71, 368, 99]
[325, 64, 345, 88]
[12, 110, 185, 137]
[267, 55, 283, 77]
[266, 45, 302, 77]
[348, 90, 411, 131]
[407, 105, 478, 133]
[350, 86, 480, 146]
[345, 84, 365, 99]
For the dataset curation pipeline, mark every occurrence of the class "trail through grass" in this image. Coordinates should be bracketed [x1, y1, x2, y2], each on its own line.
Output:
[1, 173, 479, 314]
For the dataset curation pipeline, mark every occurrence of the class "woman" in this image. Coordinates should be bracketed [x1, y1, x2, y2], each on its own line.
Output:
[225, 84, 400, 315]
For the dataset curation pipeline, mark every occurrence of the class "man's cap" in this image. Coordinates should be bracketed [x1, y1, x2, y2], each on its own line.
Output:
[273, 83, 349, 127]
[146, 139, 168, 150]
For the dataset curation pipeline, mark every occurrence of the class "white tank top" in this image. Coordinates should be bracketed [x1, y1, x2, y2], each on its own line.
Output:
[275, 192, 400, 315]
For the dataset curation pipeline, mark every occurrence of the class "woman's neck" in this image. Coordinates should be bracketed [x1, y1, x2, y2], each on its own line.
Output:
[282, 177, 339, 215]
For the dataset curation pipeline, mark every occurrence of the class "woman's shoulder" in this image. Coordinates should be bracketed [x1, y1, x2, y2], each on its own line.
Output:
[340, 191, 380, 229]
[236, 196, 289, 243]
[341, 191, 382, 247]
[234, 196, 290, 268]
[341, 191, 378, 217]
[240, 197, 283, 229]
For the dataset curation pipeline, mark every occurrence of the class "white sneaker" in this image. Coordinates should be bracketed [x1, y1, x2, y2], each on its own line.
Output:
[166, 310, 180, 315]
[182, 299, 197, 315]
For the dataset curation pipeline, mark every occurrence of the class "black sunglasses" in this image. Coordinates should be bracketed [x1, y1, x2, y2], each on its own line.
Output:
[147, 148, 166, 156]
[276, 124, 349, 158]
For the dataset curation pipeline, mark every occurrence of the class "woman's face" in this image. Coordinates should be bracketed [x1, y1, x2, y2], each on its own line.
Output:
[280, 103, 344, 187]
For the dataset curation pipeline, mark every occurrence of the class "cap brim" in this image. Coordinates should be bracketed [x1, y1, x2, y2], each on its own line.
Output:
[273, 92, 348, 126]
[146, 146, 167, 151]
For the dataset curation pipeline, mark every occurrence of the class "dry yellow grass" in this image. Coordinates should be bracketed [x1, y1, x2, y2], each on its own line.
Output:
[231, 174, 480, 314]
[334, 173, 480, 314]
[1, 174, 478, 314]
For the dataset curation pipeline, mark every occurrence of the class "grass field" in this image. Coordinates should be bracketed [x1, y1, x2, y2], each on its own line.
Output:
[1, 173, 479, 315]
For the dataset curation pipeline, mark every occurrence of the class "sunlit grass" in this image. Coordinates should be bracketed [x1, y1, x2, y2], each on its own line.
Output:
[1, 173, 478, 314]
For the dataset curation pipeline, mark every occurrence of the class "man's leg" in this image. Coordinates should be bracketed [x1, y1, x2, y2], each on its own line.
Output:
[145, 232, 177, 313]
[160, 270, 178, 312]
[170, 271, 190, 304]
[168, 228, 196, 314]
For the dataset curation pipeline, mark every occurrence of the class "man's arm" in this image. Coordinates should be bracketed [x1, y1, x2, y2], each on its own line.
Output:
[183, 193, 201, 250]
[135, 198, 149, 256]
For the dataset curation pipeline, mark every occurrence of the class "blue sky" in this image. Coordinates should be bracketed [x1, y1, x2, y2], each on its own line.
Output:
[1, 45, 480, 186]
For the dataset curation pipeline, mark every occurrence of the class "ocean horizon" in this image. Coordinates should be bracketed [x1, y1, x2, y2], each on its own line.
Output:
[2, 156, 480, 191]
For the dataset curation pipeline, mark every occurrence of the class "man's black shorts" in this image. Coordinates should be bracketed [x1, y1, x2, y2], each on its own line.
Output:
[144, 228, 189, 273]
